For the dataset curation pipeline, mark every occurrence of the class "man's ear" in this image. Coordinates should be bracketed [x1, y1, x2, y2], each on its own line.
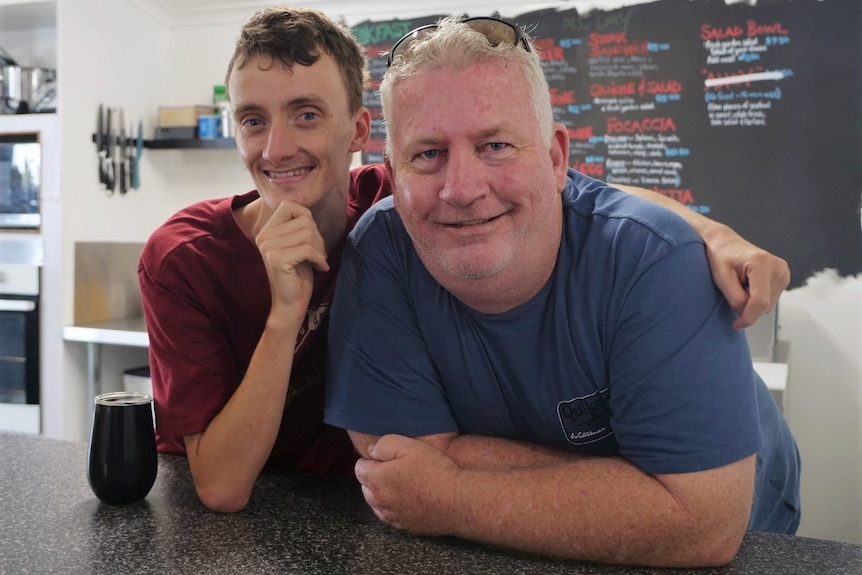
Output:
[383, 148, 401, 210]
[383, 148, 394, 181]
[350, 107, 372, 153]
[550, 123, 570, 191]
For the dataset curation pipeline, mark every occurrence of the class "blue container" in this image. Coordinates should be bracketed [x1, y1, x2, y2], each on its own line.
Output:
[197, 115, 219, 139]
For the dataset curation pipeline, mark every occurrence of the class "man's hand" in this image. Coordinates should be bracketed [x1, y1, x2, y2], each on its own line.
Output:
[701, 223, 790, 330]
[255, 201, 330, 322]
[354, 434, 461, 536]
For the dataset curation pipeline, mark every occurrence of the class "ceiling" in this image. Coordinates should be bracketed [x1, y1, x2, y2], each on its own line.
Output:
[1, 0, 573, 34]
[144, 0, 433, 27]
[150, 0, 576, 27]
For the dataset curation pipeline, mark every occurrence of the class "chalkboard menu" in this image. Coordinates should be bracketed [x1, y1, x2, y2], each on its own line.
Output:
[351, 15, 448, 164]
[352, 0, 860, 287]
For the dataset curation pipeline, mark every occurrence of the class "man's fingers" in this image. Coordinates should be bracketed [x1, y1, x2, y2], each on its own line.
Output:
[733, 298, 767, 330]
[368, 434, 411, 462]
[256, 202, 330, 273]
[270, 199, 313, 223]
[732, 265, 775, 330]
[709, 262, 749, 314]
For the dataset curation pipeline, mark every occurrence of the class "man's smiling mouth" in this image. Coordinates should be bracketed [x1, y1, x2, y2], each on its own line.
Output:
[266, 167, 312, 179]
[447, 215, 502, 227]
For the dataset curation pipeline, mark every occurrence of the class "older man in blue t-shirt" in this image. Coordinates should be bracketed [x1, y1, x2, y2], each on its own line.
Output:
[324, 16, 800, 568]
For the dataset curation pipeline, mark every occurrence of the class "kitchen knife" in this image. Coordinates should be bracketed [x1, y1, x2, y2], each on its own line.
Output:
[118, 108, 127, 195]
[131, 120, 143, 189]
[97, 104, 108, 188]
[105, 108, 115, 194]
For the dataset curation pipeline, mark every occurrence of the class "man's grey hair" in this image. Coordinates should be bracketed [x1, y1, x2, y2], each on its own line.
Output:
[380, 16, 554, 159]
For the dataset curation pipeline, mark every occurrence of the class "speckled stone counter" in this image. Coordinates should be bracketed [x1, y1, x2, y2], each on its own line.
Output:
[2, 433, 860, 575]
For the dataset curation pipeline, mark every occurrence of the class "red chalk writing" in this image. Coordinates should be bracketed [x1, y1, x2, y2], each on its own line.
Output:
[606, 116, 678, 134]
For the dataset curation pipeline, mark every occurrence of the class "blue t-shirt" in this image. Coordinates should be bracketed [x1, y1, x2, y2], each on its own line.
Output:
[325, 169, 800, 533]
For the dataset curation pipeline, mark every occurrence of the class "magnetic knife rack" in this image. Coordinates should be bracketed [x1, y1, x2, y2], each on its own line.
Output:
[90, 133, 236, 149]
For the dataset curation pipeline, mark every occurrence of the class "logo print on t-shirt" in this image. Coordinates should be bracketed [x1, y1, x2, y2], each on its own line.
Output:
[557, 387, 614, 445]
[296, 303, 329, 350]
[288, 305, 330, 403]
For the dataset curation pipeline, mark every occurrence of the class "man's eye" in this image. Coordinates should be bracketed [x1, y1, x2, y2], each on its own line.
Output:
[299, 112, 319, 121]
[416, 150, 440, 162]
[486, 142, 509, 152]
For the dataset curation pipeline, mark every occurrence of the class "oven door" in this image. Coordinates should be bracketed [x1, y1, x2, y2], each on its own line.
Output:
[0, 296, 39, 401]
[0, 262, 40, 433]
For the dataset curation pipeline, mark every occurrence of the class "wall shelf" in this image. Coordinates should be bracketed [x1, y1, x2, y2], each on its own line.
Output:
[144, 137, 236, 149]
[91, 133, 236, 150]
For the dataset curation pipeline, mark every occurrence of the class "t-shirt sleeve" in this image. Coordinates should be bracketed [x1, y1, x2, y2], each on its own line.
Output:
[324, 204, 458, 437]
[139, 245, 239, 440]
[605, 238, 762, 475]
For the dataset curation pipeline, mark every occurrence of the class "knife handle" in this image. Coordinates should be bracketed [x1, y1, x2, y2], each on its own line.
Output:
[130, 156, 139, 189]
[106, 157, 114, 193]
[119, 161, 127, 195]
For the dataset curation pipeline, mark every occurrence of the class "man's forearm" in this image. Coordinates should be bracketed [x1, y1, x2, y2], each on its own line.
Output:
[615, 184, 717, 237]
[436, 454, 751, 567]
[185, 316, 300, 512]
[444, 434, 587, 470]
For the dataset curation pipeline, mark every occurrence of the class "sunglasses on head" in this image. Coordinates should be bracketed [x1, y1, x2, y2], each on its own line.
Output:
[386, 16, 531, 68]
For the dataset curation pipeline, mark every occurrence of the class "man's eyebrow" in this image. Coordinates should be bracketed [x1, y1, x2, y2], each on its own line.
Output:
[474, 125, 508, 140]
[232, 95, 329, 116]
[231, 102, 262, 116]
[284, 95, 328, 109]
[410, 137, 445, 148]
[401, 128, 510, 151]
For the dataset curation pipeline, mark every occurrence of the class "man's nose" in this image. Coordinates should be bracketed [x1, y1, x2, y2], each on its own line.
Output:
[262, 122, 299, 162]
[440, 152, 485, 206]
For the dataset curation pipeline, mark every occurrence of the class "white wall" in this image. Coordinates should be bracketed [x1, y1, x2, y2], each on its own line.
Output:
[58, 0, 176, 442]
[780, 272, 862, 544]
[49, 0, 861, 544]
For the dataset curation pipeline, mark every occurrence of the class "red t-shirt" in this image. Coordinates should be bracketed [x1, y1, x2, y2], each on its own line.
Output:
[138, 164, 390, 477]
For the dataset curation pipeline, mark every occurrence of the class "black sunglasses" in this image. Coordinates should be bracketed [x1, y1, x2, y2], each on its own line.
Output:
[386, 16, 531, 68]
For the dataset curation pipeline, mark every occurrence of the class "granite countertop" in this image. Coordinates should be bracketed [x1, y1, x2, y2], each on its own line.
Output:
[2, 433, 860, 575]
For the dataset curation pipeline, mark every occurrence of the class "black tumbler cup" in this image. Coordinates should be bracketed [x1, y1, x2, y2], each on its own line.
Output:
[87, 391, 158, 505]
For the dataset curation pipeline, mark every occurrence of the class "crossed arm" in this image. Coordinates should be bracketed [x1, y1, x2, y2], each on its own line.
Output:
[349, 431, 754, 568]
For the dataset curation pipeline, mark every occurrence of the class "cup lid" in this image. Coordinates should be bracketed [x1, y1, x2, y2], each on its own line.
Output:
[94, 391, 153, 406]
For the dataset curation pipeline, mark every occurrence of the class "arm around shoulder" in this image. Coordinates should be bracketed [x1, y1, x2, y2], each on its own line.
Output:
[616, 184, 789, 328]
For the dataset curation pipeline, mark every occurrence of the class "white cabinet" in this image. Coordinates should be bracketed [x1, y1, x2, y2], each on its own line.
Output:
[0, 2, 57, 69]
[0, 1, 55, 29]
[3, 0, 184, 442]
[1, 1, 63, 439]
